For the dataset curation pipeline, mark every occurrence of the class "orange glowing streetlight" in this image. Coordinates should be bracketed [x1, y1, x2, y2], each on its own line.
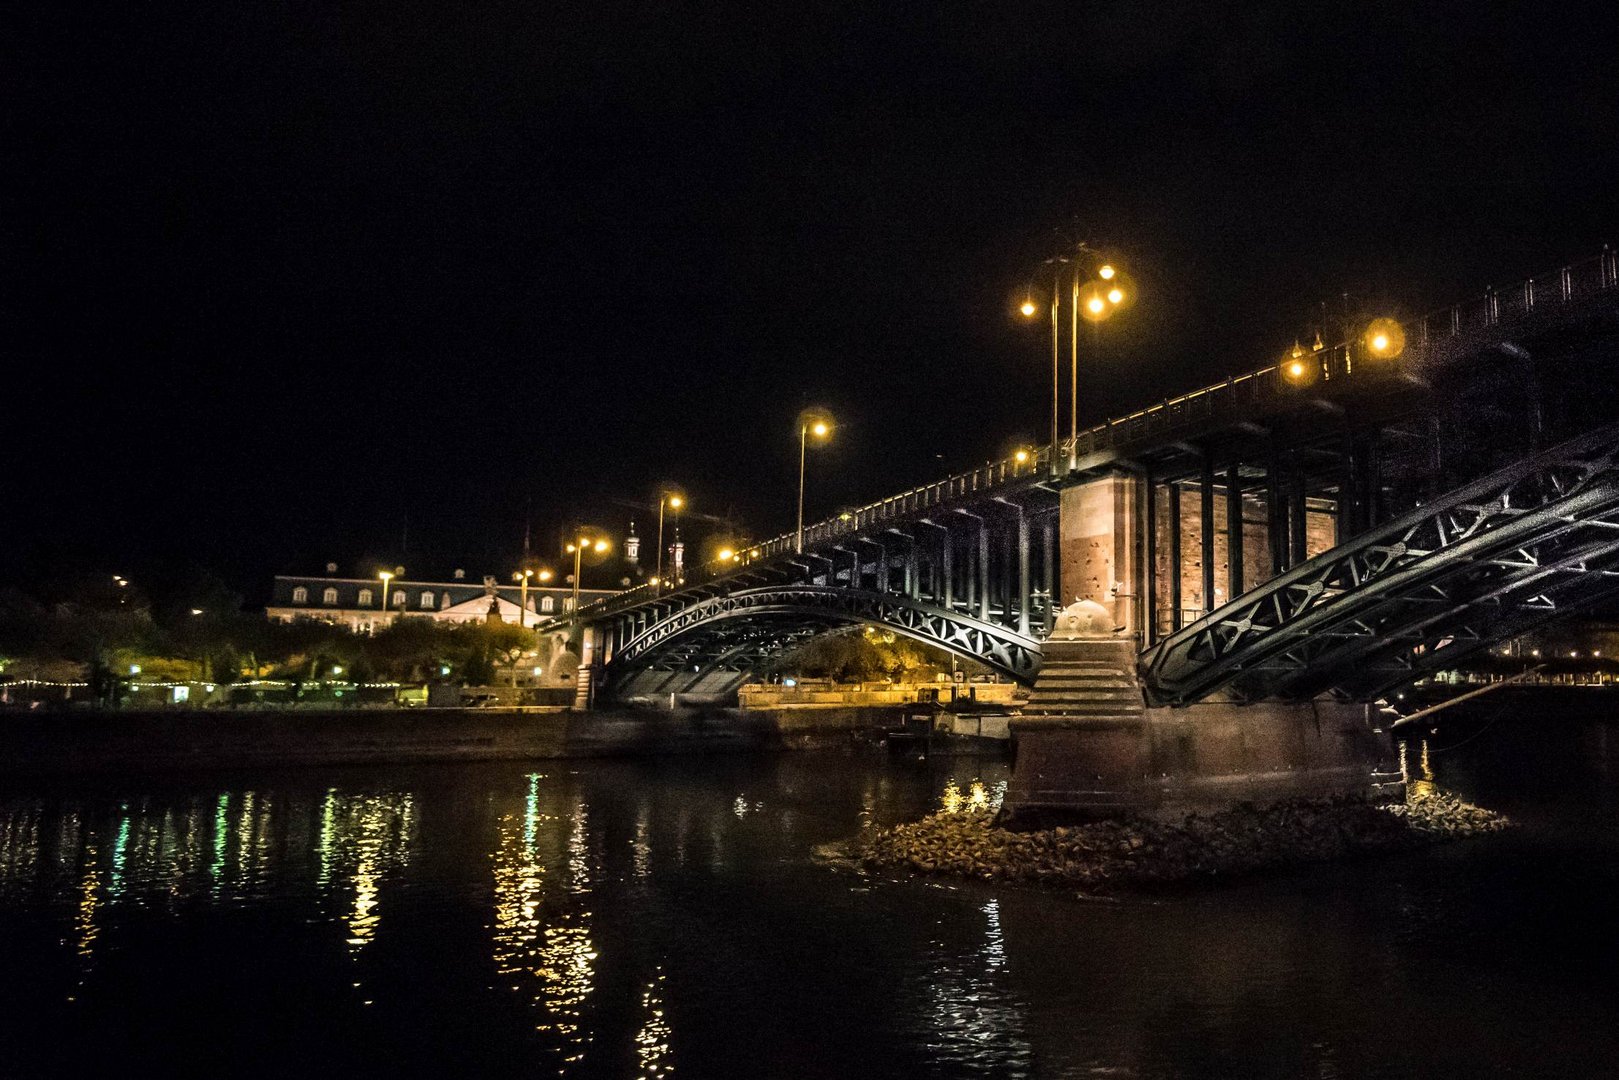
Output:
[655, 489, 685, 594]
[796, 409, 834, 553]
[565, 533, 610, 615]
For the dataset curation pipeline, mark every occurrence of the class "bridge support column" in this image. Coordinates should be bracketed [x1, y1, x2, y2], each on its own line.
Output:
[1058, 469, 1143, 639]
[1005, 614, 1399, 824]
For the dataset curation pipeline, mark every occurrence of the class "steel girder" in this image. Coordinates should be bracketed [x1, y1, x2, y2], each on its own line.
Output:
[602, 585, 1044, 691]
[1140, 421, 1619, 706]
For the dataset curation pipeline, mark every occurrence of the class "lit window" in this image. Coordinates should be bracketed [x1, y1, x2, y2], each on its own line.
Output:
[357, 588, 373, 607]
[563, 597, 575, 612]
[420, 591, 435, 609]
[292, 587, 309, 604]
[393, 591, 407, 607]
[322, 587, 338, 605]
[541, 596, 554, 613]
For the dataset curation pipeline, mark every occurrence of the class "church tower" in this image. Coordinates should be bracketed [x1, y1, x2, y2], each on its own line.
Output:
[625, 521, 640, 566]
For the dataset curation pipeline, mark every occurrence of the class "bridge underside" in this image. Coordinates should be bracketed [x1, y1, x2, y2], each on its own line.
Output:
[1141, 422, 1619, 705]
[601, 587, 1042, 701]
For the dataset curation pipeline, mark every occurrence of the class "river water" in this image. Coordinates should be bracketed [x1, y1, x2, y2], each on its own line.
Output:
[2, 726, 1617, 1079]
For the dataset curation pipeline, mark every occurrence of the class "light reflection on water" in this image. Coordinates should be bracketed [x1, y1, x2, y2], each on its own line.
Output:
[0, 745, 1616, 1078]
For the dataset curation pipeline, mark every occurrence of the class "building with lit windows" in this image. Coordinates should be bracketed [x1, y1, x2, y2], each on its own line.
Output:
[266, 567, 618, 633]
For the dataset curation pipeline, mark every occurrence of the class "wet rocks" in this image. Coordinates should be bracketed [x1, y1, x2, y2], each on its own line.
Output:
[856, 792, 1508, 891]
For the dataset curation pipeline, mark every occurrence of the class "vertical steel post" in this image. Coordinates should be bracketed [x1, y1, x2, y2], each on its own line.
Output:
[1289, 458, 1308, 565]
[1168, 482, 1183, 631]
[1042, 513, 1056, 635]
[977, 519, 991, 623]
[1225, 462, 1243, 598]
[1015, 505, 1030, 636]
[1200, 453, 1216, 620]
[1144, 471, 1158, 643]
[1267, 451, 1287, 575]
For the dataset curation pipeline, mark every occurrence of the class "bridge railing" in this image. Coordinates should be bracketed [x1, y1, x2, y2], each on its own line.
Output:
[576, 248, 1617, 623]
[1411, 249, 1616, 349]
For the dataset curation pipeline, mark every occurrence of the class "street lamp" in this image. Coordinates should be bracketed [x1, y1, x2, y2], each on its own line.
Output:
[656, 490, 684, 594]
[514, 568, 534, 626]
[565, 533, 610, 616]
[796, 410, 833, 553]
[1019, 243, 1132, 474]
[378, 570, 394, 617]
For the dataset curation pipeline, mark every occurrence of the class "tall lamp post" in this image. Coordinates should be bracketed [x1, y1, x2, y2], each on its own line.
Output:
[565, 532, 610, 616]
[1020, 244, 1132, 474]
[513, 567, 557, 626]
[655, 490, 684, 594]
[377, 570, 394, 622]
[796, 410, 833, 553]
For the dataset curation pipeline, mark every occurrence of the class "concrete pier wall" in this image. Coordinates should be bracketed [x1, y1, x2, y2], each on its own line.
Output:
[1004, 699, 1402, 823]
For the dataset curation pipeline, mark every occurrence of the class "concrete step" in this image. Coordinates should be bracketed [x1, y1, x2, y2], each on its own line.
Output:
[1022, 705, 1145, 718]
[1035, 676, 1137, 689]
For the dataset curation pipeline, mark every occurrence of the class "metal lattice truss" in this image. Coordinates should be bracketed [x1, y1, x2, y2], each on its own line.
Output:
[1141, 422, 1619, 706]
[604, 586, 1043, 693]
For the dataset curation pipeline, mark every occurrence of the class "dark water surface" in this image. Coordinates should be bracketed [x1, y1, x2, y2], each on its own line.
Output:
[2, 729, 1618, 1079]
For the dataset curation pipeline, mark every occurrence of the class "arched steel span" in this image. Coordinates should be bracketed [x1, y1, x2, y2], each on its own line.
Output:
[601, 586, 1043, 698]
[1140, 421, 1619, 706]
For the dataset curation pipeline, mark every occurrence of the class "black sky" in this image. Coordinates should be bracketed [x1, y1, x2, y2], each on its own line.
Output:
[6, 1, 1617, 598]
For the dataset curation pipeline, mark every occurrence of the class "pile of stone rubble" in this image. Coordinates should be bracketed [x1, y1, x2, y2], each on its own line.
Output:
[857, 791, 1508, 891]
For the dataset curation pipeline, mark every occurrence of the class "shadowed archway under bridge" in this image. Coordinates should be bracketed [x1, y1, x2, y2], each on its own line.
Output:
[599, 586, 1043, 700]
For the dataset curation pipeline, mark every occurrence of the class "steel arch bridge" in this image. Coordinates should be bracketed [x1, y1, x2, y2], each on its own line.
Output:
[601, 586, 1042, 698]
[1139, 421, 1619, 705]
[574, 247, 1618, 706]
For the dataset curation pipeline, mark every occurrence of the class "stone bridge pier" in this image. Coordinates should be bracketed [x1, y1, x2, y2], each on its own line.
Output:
[1003, 467, 1401, 823]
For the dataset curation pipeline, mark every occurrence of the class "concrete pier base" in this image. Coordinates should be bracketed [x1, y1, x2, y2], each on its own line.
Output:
[1004, 697, 1403, 824]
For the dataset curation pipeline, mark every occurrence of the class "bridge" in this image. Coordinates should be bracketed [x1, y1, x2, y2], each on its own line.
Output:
[575, 247, 1619, 816]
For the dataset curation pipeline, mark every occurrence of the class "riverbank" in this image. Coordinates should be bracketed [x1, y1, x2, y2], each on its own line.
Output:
[856, 791, 1508, 891]
[0, 704, 926, 772]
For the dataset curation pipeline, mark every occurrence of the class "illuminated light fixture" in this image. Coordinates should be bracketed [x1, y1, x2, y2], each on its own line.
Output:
[668, 495, 683, 509]
[439, 665, 451, 676]
[1287, 360, 1307, 380]
[1098, 264, 1117, 280]
[717, 548, 735, 562]
[129, 664, 141, 675]
[331, 665, 343, 676]
[593, 539, 609, 553]
[1291, 340, 1305, 359]
[1014, 448, 1030, 464]
[1087, 295, 1106, 314]
[1312, 331, 1325, 351]
[1019, 298, 1037, 318]
[811, 420, 829, 437]
[1106, 287, 1124, 305]
[1364, 317, 1405, 358]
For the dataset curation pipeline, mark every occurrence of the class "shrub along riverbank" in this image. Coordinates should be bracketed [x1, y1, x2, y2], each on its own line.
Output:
[857, 792, 1508, 891]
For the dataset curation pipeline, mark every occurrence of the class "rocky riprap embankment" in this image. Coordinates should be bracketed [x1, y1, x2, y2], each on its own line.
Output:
[856, 792, 1507, 891]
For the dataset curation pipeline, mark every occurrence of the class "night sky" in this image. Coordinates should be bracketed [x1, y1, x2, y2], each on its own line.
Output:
[7, 2, 1616, 600]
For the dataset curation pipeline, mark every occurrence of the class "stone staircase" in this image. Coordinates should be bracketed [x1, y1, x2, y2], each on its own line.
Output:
[1020, 638, 1144, 718]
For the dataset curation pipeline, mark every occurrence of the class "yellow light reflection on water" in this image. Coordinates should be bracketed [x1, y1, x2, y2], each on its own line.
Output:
[490, 776, 599, 1073]
[312, 792, 418, 953]
[635, 966, 674, 1079]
